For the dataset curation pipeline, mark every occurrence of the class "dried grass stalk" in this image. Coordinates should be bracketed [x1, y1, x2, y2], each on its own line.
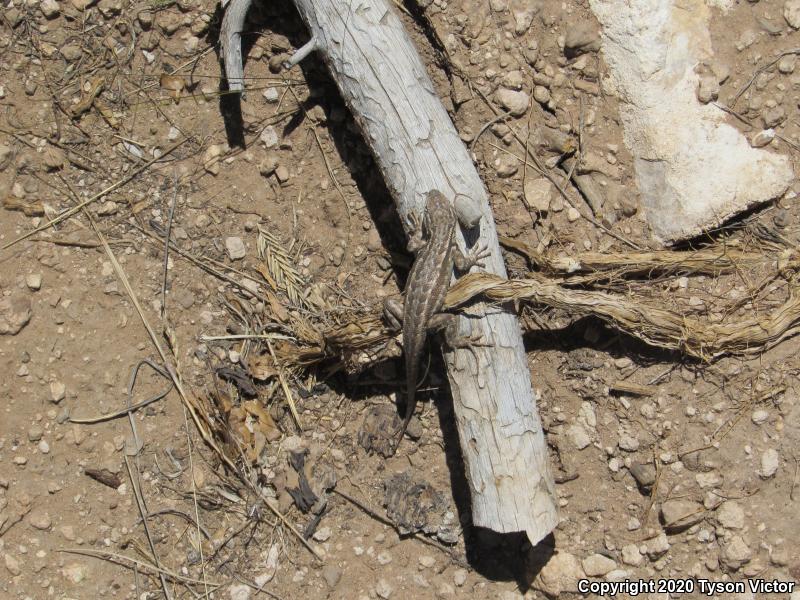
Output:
[446, 272, 800, 359]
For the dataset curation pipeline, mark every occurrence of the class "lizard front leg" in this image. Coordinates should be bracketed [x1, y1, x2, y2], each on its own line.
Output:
[453, 240, 491, 273]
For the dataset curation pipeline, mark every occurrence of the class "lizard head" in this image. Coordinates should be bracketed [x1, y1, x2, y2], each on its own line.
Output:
[422, 190, 455, 233]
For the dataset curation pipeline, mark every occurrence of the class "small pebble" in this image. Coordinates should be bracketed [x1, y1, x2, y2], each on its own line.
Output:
[566, 207, 580, 222]
[760, 448, 779, 478]
[50, 381, 66, 404]
[225, 237, 246, 261]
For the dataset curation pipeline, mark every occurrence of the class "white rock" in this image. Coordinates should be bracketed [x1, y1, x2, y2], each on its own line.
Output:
[260, 126, 279, 148]
[263, 88, 279, 103]
[40, 0, 60, 17]
[567, 424, 591, 450]
[375, 578, 393, 599]
[581, 553, 617, 577]
[495, 88, 530, 117]
[716, 500, 745, 530]
[534, 552, 584, 597]
[785, 0, 800, 29]
[750, 129, 775, 148]
[225, 237, 246, 261]
[26, 273, 42, 291]
[621, 544, 643, 566]
[589, 0, 793, 242]
[50, 381, 66, 403]
[751, 409, 769, 425]
[229, 584, 251, 600]
[523, 177, 553, 212]
[312, 526, 331, 542]
[759, 448, 779, 478]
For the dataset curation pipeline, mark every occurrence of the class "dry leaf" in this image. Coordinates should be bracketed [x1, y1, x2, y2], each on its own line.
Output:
[94, 99, 120, 129]
[159, 73, 185, 103]
[70, 77, 105, 118]
[2, 197, 45, 217]
[247, 354, 279, 381]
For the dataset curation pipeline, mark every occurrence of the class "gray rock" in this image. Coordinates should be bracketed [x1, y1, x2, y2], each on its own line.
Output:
[225, 237, 246, 261]
[322, 565, 342, 588]
[495, 88, 530, 117]
[621, 544, 643, 566]
[719, 535, 752, 572]
[564, 22, 601, 56]
[40, 0, 60, 18]
[534, 552, 584, 598]
[785, 0, 800, 29]
[581, 553, 617, 577]
[0, 295, 32, 335]
[760, 448, 779, 478]
[523, 177, 553, 212]
[660, 499, 705, 532]
[716, 500, 745, 530]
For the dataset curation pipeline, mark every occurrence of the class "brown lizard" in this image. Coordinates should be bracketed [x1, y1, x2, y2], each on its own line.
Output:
[384, 190, 489, 452]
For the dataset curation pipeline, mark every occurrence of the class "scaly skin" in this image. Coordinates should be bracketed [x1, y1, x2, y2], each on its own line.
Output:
[390, 190, 487, 451]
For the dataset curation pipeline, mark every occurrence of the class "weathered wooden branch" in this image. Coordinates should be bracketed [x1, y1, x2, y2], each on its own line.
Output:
[221, 0, 558, 544]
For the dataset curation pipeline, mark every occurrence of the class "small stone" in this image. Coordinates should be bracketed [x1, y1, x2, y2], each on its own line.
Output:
[203, 144, 223, 175]
[533, 85, 550, 105]
[567, 423, 592, 450]
[50, 381, 66, 404]
[495, 88, 530, 116]
[40, 0, 60, 19]
[785, 0, 800, 29]
[660, 499, 705, 532]
[495, 155, 518, 178]
[720, 535, 752, 572]
[564, 22, 601, 56]
[716, 501, 745, 530]
[0, 295, 32, 335]
[512, 1, 538, 34]
[71, 0, 97, 10]
[644, 533, 670, 558]
[38, 440, 50, 454]
[260, 126, 279, 148]
[533, 552, 584, 597]
[4, 554, 21, 576]
[98, 0, 122, 16]
[375, 578, 393, 599]
[262, 88, 279, 103]
[228, 583, 251, 600]
[28, 425, 44, 442]
[581, 554, 617, 577]
[322, 565, 342, 588]
[524, 177, 553, 212]
[96, 201, 118, 216]
[696, 74, 719, 104]
[621, 544, 643, 567]
[419, 555, 436, 569]
[225, 237, 246, 261]
[62, 563, 88, 584]
[453, 568, 468, 587]
[778, 54, 797, 74]
[751, 409, 769, 425]
[275, 165, 290, 183]
[750, 129, 775, 148]
[137, 10, 153, 29]
[759, 448, 779, 478]
[29, 509, 52, 530]
[566, 207, 580, 222]
[312, 526, 331, 542]
[762, 105, 786, 128]
[26, 273, 42, 291]
[501, 70, 524, 91]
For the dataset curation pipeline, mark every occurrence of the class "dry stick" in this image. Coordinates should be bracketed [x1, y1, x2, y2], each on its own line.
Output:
[1, 137, 190, 251]
[58, 548, 220, 588]
[124, 456, 173, 599]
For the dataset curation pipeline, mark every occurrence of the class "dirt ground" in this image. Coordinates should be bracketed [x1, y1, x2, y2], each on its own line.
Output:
[1, 0, 800, 598]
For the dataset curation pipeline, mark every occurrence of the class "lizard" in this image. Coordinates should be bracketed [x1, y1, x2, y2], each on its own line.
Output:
[384, 190, 489, 452]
